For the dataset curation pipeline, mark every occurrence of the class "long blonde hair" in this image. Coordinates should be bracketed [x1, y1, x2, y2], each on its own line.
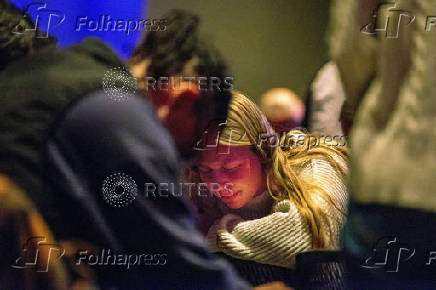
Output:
[189, 91, 347, 248]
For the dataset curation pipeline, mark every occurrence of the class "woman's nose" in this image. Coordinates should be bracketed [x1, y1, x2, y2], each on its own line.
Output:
[213, 171, 230, 187]
[208, 179, 232, 197]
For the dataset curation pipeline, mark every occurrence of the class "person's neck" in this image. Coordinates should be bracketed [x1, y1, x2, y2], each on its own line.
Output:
[253, 184, 267, 198]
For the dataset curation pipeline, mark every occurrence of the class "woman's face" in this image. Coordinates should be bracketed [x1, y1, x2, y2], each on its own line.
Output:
[196, 145, 266, 209]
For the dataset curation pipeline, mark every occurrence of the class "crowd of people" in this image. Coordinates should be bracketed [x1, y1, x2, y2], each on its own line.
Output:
[0, 0, 435, 289]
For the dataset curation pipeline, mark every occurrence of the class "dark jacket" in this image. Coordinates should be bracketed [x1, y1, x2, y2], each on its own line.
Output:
[0, 38, 249, 290]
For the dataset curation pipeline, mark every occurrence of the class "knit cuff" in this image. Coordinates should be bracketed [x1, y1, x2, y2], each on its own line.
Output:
[206, 214, 244, 252]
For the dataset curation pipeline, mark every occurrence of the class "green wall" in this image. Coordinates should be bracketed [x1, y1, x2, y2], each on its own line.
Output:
[146, 0, 331, 102]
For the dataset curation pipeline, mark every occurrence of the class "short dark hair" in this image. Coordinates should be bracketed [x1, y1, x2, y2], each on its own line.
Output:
[0, 0, 56, 71]
[130, 9, 231, 120]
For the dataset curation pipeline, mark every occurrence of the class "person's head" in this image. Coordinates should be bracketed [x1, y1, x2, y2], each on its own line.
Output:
[260, 88, 305, 135]
[0, 0, 56, 71]
[193, 91, 273, 209]
[130, 9, 231, 160]
[189, 91, 347, 248]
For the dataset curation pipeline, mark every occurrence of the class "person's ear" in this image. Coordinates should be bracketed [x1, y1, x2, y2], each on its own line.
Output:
[169, 82, 201, 102]
[155, 80, 201, 110]
[130, 59, 149, 90]
[164, 84, 201, 120]
[149, 87, 172, 107]
[146, 87, 173, 121]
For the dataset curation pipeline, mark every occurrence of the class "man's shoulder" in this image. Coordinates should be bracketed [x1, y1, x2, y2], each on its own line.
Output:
[52, 91, 180, 171]
[0, 37, 123, 92]
[0, 37, 129, 141]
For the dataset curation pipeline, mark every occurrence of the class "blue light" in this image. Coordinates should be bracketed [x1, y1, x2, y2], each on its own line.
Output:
[10, 0, 147, 59]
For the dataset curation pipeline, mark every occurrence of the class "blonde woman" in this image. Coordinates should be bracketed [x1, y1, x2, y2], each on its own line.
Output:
[187, 91, 348, 269]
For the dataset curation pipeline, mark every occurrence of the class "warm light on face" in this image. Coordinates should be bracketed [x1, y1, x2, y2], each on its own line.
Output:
[196, 145, 266, 209]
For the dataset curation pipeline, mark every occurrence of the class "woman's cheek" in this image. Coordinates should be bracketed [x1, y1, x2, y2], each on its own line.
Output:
[228, 169, 250, 181]
[199, 172, 213, 183]
[200, 176, 220, 193]
[223, 182, 237, 193]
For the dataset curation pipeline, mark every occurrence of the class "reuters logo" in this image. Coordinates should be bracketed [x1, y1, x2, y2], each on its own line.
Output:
[102, 66, 137, 102]
[102, 172, 138, 207]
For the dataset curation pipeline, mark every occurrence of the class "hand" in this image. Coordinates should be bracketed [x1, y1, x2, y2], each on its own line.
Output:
[253, 281, 293, 290]
[225, 214, 244, 231]
[192, 193, 222, 235]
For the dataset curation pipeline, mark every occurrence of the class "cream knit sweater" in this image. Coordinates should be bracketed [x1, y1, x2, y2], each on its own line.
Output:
[206, 157, 348, 268]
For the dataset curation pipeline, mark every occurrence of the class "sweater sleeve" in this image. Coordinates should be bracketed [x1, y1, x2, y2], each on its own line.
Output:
[206, 200, 312, 268]
[206, 157, 348, 269]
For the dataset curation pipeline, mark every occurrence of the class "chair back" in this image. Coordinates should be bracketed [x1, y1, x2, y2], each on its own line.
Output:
[295, 250, 346, 290]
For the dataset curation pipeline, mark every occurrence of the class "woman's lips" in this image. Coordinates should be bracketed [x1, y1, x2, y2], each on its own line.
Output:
[220, 190, 240, 202]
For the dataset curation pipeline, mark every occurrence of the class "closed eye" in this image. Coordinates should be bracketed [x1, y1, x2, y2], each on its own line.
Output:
[198, 167, 212, 174]
[224, 164, 242, 171]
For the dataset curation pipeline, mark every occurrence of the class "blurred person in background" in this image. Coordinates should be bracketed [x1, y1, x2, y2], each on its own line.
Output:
[329, 0, 436, 288]
[304, 61, 346, 137]
[260, 88, 305, 136]
[129, 9, 232, 161]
